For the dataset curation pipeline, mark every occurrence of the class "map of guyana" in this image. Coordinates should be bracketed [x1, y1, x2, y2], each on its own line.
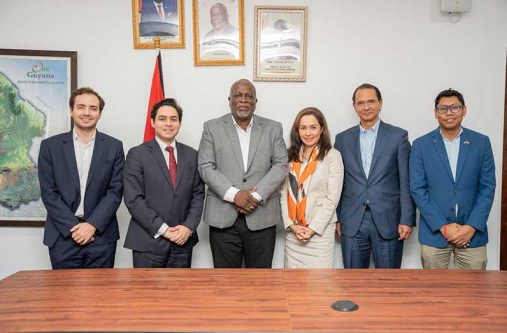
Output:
[0, 73, 45, 209]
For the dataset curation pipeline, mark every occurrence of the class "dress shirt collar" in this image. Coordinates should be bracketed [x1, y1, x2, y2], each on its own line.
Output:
[73, 128, 96, 145]
[440, 127, 463, 142]
[155, 136, 177, 152]
[359, 119, 380, 134]
[231, 115, 253, 133]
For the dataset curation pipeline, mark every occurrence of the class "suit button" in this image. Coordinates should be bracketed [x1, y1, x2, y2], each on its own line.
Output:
[243, 178, 246, 183]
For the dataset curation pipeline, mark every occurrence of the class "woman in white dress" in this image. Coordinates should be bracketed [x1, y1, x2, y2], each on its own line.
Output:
[280, 107, 344, 268]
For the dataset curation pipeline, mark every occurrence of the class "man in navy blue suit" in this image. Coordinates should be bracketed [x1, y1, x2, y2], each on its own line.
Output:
[334, 83, 415, 269]
[38, 87, 124, 269]
[410, 89, 495, 269]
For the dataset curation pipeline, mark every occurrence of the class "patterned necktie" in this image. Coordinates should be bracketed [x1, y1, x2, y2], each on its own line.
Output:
[165, 146, 177, 186]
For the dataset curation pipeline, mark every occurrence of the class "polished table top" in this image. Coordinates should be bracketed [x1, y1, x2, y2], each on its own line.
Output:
[0, 268, 506, 332]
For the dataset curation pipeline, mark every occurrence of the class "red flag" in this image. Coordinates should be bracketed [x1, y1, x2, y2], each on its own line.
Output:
[143, 51, 165, 142]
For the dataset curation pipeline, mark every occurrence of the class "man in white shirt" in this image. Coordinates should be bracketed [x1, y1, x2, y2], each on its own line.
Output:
[38, 87, 124, 268]
[198, 79, 288, 268]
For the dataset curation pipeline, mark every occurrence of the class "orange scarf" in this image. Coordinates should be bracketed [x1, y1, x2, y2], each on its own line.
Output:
[287, 148, 319, 227]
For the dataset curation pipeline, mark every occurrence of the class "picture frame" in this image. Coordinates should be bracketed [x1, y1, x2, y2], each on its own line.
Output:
[253, 6, 308, 82]
[0, 49, 77, 226]
[192, 0, 245, 66]
[132, 0, 185, 49]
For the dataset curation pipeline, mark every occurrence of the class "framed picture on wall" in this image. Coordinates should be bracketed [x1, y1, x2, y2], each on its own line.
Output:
[254, 6, 308, 82]
[192, 0, 245, 66]
[132, 0, 185, 49]
[0, 49, 77, 226]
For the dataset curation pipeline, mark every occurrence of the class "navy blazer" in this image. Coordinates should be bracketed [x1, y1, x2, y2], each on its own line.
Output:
[38, 131, 124, 248]
[123, 139, 204, 252]
[334, 121, 415, 239]
[410, 127, 495, 248]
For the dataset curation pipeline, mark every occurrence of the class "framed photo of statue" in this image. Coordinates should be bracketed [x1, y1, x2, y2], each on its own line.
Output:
[0, 49, 77, 226]
[132, 0, 185, 49]
[192, 0, 245, 66]
[254, 6, 308, 82]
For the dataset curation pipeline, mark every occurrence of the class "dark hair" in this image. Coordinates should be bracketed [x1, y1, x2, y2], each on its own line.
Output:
[434, 89, 465, 108]
[69, 87, 105, 112]
[151, 98, 183, 121]
[288, 107, 332, 162]
[352, 83, 382, 103]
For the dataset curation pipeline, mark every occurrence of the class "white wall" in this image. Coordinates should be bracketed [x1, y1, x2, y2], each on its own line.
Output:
[0, 0, 506, 279]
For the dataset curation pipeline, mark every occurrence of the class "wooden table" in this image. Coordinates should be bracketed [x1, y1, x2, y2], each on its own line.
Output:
[0, 269, 506, 332]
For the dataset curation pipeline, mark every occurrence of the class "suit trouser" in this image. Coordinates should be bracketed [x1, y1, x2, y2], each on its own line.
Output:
[49, 236, 116, 269]
[132, 246, 193, 268]
[421, 244, 487, 269]
[341, 210, 404, 269]
[209, 214, 276, 268]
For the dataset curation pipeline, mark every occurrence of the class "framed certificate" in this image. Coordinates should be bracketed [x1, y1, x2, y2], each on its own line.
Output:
[254, 6, 308, 82]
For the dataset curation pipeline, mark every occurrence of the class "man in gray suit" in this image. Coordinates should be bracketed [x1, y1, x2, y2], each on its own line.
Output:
[334, 83, 415, 268]
[124, 98, 204, 268]
[198, 79, 288, 268]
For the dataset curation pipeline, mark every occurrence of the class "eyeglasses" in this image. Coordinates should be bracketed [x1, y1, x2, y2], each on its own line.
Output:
[435, 104, 463, 114]
[355, 99, 378, 109]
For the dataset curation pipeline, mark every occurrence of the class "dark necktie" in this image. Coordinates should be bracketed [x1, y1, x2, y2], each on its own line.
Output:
[166, 146, 177, 186]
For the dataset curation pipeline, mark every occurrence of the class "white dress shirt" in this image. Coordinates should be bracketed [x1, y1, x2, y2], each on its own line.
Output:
[223, 116, 262, 203]
[154, 137, 178, 238]
[73, 129, 96, 217]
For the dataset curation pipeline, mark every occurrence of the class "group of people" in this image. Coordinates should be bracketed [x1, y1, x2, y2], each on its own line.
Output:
[38, 79, 496, 271]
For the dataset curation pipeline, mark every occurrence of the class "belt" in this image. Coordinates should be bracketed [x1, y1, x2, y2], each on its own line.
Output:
[77, 217, 86, 223]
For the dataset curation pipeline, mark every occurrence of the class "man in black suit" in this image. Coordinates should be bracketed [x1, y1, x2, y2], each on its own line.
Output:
[38, 87, 124, 269]
[124, 98, 204, 268]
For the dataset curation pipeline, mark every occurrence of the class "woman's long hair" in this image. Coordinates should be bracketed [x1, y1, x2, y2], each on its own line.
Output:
[287, 107, 332, 162]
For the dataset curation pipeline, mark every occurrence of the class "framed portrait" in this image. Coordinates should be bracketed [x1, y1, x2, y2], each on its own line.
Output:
[254, 6, 308, 82]
[192, 0, 245, 66]
[132, 0, 185, 49]
[0, 49, 77, 226]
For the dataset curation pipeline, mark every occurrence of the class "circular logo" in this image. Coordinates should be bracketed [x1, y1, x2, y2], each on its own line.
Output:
[32, 62, 43, 73]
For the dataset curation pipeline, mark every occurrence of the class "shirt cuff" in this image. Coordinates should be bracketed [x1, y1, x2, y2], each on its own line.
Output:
[154, 223, 169, 239]
[250, 191, 263, 203]
[223, 187, 240, 203]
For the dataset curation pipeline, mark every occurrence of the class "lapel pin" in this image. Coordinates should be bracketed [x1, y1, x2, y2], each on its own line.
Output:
[464, 141, 470, 144]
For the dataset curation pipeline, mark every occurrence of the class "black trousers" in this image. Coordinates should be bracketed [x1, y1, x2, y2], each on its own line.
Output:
[132, 246, 193, 268]
[209, 214, 276, 268]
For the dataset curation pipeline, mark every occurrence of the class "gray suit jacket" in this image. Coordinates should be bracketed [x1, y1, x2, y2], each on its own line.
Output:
[334, 121, 415, 239]
[123, 139, 204, 252]
[198, 114, 288, 230]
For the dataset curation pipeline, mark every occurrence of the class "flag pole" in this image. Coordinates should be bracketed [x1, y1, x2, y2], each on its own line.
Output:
[143, 37, 166, 142]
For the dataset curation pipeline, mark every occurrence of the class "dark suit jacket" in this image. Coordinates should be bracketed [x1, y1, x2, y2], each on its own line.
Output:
[38, 131, 124, 248]
[334, 121, 415, 239]
[410, 127, 495, 248]
[140, 0, 177, 23]
[123, 139, 204, 252]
